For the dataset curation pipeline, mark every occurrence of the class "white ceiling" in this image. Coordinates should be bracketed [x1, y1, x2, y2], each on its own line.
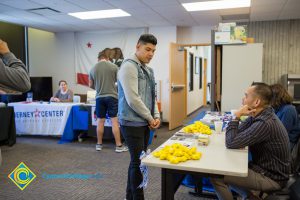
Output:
[0, 0, 299, 32]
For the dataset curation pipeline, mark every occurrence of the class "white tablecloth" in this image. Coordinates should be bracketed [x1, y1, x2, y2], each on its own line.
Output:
[8, 102, 81, 136]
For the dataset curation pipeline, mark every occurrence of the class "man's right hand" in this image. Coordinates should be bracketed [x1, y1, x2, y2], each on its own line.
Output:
[149, 119, 160, 129]
[0, 40, 10, 55]
[236, 105, 256, 118]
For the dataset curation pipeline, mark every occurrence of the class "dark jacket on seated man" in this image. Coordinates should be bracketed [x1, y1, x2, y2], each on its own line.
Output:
[226, 106, 290, 187]
[211, 83, 291, 200]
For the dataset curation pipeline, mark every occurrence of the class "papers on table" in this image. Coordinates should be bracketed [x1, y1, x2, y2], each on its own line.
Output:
[160, 137, 197, 148]
[200, 111, 224, 125]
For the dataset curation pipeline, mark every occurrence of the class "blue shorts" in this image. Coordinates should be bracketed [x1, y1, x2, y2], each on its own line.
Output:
[96, 97, 118, 118]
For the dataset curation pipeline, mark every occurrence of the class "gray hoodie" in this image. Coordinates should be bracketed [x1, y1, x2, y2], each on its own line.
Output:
[0, 52, 31, 93]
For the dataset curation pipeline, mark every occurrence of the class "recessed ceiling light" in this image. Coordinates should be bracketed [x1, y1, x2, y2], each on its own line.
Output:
[182, 0, 251, 11]
[68, 9, 130, 20]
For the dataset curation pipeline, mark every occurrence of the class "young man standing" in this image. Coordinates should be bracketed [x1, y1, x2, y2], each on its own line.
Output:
[89, 50, 127, 153]
[118, 34, 161, 200]
[211, 83, 290, 199]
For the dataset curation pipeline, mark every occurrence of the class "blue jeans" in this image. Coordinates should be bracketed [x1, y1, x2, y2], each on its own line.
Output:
[121, 125, 150, 200]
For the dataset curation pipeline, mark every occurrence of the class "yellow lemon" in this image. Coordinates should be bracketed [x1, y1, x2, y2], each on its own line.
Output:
[159, 153, 167, 160]
[181, 156, 188, 162]
[170, 157, 179, 164]
[190, 147, 197, 154]
[153, 151, 161, 158]
[191, 154, 200, 160]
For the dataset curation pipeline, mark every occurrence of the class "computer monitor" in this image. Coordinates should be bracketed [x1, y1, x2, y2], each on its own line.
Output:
[29, 77, 53, 101]
[294, 84, 300, 101]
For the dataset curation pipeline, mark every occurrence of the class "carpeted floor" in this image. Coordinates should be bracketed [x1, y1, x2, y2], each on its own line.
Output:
[0, 107, 213, 200]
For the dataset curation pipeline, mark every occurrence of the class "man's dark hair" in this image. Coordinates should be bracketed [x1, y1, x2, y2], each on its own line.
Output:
[137, 34, 157, 45]
[251, 82, 272, 106]
[59, 80, 67, 86]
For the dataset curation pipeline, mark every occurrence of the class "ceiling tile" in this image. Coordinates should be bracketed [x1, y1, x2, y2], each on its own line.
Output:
[0, 0, 43, 10]
[251, 0, 287, 6]
[251, 5, 283, 13]
[88, 18, 127, 29]
[110, 17, 146, 28]
[219, 7, 250, 15]
[190, 10, 221, 25]
[0, 0, 299, 32]
[282, 0, 300, 10]
[104, 0, 147, 9]
[141, 0, 179, 6]
[45, 14, 89, 24]
[250, 13, 280, 21]
[0, 4, 19, 12]
[122, 7, 157, 16]
[65, 0, 114, 10]
[151, 4, 198, 26]
[177, 0, 212, 3]
[279, 10, 300, 20]
[30, 0, 85, 13]
[138, 15, 171, 26]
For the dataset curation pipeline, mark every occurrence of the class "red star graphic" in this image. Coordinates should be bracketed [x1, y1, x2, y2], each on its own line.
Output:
[34, 108, 41, 117]
[87, 42, 92, 48]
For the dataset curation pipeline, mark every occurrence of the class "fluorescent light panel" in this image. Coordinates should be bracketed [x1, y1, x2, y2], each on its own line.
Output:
[68, 9, 130, 19]
[182, 0, 251, 11]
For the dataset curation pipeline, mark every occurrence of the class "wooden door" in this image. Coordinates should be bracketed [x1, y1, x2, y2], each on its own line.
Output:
[169, 43, 186, 130]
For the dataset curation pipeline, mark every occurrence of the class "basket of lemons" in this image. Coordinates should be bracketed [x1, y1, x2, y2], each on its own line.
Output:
[152, 143, 202, 164]
[182, 121, 212, 135]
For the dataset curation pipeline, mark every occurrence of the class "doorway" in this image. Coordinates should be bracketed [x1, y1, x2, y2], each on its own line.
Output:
[169, 43, 211, 130]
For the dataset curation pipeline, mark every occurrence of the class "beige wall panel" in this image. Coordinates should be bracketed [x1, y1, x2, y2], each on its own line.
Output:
[241, 19, 300, 84]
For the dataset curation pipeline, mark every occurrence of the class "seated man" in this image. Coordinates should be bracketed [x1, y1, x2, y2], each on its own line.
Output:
[50, 80, 73, 102]
[211, 83, 290, 200]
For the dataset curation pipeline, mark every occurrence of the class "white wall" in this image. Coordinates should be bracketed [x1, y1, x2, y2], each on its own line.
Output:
[28, 26, 178, 122]
[177, 26, 213, 104]
[177, 26, 213, 44]
[205, 46, 212, 102]
[28, 26, 212, 121]
[28, 28, 57, 94]
[185, 46, 210, 114]
[148, 26, 177, 122]
[28, 29, 90, 95]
